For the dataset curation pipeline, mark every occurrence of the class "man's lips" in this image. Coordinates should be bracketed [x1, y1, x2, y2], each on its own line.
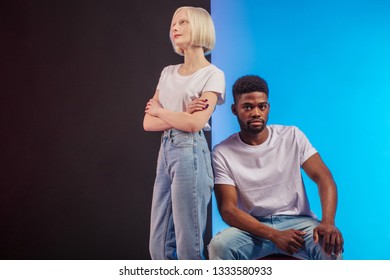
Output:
[249, 119, 264, 125]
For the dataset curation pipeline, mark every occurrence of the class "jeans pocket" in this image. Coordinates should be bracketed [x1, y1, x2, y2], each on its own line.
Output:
[170, 133, 194, 148]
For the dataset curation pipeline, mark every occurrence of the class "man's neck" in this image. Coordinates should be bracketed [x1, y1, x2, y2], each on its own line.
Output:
[239, 127, 269, 146]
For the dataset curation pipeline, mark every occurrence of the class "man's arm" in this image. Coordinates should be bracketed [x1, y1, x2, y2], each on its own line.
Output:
[215, 184, 306, 255]
[302, 153, 344, 256]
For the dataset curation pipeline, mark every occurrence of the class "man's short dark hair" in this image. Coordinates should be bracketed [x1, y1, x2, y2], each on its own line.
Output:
[232, 75, 269, 103]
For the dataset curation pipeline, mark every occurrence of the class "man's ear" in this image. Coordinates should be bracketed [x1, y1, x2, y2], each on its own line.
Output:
[231, 104, 237, 115]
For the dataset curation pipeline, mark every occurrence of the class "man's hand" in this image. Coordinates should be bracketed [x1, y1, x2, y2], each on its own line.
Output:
[271, 229, 306, 255]
[313, 222, 344, 256]
[186, 98, 209, 114]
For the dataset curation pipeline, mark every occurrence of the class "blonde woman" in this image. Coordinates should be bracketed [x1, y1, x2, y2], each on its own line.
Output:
[144, 6, 225, 260]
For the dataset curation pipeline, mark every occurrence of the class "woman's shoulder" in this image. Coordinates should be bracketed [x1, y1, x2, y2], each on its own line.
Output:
[208, 64, 224, 74]
[198, 64, 224, 81]
[161, 64, 181, 74]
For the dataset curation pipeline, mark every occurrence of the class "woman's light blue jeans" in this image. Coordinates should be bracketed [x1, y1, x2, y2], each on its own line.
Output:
[208, 215, 342, 260]
[149, 129, 213, 260]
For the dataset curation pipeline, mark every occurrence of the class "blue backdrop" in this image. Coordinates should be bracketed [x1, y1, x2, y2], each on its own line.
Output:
[210, 0, 390, 260]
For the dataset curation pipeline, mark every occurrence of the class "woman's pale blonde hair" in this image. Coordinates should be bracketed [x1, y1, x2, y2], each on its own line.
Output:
[170, 6, 216, 56]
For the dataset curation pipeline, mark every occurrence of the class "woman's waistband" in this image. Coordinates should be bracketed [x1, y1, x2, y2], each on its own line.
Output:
[163, 128, 204, 139]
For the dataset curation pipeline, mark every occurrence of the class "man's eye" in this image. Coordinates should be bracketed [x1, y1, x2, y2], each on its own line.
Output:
[259, 104, 268, 110]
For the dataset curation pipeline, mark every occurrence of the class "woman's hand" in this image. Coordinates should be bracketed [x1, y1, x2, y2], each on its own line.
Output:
[186, 98, 209, 114]
[145, 99, 163, 117]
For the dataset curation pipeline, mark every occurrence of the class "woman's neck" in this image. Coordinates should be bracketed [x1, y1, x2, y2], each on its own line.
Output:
[179, 47, 210, 75]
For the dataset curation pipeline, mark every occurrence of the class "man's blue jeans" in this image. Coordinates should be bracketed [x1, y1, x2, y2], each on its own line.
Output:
[149, 129, 213, 260]
[208, 215, 342, 260]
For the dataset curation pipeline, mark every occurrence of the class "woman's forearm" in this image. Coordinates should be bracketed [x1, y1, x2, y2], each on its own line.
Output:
[143, 113, 173, 131]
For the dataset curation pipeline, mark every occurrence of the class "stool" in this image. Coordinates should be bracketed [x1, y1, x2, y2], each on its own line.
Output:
[258, 254, 300, 260]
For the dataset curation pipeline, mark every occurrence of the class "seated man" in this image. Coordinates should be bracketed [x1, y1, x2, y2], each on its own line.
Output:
[208, 75, 344, 260]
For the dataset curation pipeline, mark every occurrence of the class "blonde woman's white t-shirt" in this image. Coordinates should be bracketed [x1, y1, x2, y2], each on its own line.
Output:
[212, 125, 318, 218]
[157, 64, 225, 131]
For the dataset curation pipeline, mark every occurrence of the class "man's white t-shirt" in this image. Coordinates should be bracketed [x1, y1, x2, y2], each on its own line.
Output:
[157, 64, 225, 131]
[212, 125, 318, 218]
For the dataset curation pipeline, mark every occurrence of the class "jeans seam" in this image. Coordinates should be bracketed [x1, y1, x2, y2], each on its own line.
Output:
[192, 140, 201, 260]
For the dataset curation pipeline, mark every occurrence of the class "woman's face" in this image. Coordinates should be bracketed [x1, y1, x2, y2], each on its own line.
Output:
[170, 9, 191, 50]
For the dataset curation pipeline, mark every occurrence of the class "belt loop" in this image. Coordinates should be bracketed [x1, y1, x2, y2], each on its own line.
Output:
[168, 128, 174, 140]
[163, 129, 171, 140]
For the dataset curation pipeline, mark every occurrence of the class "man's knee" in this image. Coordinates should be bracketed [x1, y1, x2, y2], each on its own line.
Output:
[208, 227, 253, 260]
[312, 243, 343, 260]
[208, 236, 228, 260]
[302, 238, 343, 260]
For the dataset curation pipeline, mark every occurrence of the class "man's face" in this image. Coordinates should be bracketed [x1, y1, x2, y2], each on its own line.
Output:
[232, 91, 270, 135]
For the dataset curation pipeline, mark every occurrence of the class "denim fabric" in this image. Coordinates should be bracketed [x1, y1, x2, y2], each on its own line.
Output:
[208, 215, 342, 260]
[149, 129, 213, 260]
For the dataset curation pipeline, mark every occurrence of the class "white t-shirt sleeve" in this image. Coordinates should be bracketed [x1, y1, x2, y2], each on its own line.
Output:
[202, 68, 225, 105]
[212, 147, 236, 186]
[156, 66, 168, 91]
[294, 126, 318, 165]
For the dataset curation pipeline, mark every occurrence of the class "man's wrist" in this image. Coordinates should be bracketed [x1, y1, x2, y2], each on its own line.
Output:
[320, 218, 335, 225]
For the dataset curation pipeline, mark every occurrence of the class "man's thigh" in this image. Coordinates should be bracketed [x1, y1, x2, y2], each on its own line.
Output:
[208, 227, 275, 260]
[272, 215, 341, 260]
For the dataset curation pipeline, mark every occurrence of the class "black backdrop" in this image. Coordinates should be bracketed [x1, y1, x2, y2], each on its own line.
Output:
[0, 0, 210, 259]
